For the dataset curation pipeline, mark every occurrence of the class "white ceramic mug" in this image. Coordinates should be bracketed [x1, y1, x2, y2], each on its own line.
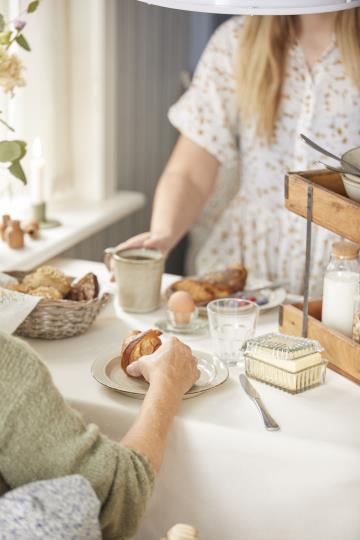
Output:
[104, 247, 165, 313]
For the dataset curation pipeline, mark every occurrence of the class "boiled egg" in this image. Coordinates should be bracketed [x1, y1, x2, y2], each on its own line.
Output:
[167, 291, 195, 325]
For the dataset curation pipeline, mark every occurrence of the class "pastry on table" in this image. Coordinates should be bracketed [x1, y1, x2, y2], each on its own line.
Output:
[7, 282, 31, 294]
[5, 267, 102, 303]
[120, 329, 162, 376]
[22, 265, 71, 296]
[67, 272, 99, 301]
[28, 286, 63, 300]
[204, 263, 248, 293]
[172, 262, 248, 304]
[172, 279, 215, 304]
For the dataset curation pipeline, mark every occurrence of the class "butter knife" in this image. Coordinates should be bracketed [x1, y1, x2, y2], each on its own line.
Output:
[239, 374, 280, 431]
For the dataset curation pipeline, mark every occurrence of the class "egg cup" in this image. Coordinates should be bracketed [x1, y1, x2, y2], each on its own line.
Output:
[156, 308, 208, 335]
[167, 307, 199, 329]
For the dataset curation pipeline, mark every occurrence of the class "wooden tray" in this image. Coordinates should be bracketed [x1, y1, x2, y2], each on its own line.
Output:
[285, 170, 360, 245]
[279, 300, 360, 385]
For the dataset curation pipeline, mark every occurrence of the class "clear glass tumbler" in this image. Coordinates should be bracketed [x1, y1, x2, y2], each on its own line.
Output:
[207, 298, 259, 366]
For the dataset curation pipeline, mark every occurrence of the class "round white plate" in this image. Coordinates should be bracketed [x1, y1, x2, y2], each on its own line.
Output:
[91, 350, 228, 400]
[197, 287, 286, 317]
[258, 287, 287, 312]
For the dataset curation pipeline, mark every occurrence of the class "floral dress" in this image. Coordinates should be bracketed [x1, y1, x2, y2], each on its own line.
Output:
[168, 16, 360, 295]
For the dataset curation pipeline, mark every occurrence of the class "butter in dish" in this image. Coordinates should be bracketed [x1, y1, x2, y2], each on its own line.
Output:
[242, 333, 327, 394]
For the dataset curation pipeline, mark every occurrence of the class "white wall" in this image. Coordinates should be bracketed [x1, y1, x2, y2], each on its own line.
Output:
[64, 1, 194, 262]
[15, 0, 73, 199]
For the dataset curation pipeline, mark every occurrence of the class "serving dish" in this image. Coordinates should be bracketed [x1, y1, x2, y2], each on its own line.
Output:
[342, 174, 360, 203]
[165, 275, 286, 313]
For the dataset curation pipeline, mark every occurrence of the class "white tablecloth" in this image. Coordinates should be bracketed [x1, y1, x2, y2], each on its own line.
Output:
[28, 259, 360, 540]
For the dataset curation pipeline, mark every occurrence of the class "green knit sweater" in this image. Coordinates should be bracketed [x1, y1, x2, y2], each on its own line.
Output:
[0, 331, 155, 540]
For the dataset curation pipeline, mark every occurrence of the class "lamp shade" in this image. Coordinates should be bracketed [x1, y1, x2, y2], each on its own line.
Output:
[137, 0, 360, 14]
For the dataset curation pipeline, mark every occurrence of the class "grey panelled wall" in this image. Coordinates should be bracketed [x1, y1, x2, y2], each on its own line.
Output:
[64, 1, 193, 263]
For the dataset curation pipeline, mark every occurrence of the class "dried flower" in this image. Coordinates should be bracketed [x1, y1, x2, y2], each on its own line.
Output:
[0, 48, 25, 95]
[14, 19, 26, 31]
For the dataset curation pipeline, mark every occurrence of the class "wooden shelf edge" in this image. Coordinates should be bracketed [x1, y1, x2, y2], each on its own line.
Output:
[284, 169, 360, 246]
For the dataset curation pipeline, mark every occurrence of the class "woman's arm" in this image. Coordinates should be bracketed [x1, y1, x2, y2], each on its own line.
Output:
[115, 135, 219, 254]
[121, 338, 199, 472]
[0, 332, 197, 539]
[150, 135, 220, 251]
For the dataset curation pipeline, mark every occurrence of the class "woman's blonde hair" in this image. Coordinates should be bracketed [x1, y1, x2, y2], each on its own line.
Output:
[236, 9, 360, 141]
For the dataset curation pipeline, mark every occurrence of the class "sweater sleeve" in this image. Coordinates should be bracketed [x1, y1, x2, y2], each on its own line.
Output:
[0, 332, 155, 540]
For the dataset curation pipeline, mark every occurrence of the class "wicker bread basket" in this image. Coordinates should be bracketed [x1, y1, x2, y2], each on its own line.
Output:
[8, 271, 111, 340]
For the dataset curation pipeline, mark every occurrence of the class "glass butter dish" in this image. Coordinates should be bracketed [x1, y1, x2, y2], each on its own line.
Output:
[242, 333, 327, 394]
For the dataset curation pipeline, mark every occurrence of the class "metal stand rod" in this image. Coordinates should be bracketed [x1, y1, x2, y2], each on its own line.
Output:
[302, 185, 314, 337]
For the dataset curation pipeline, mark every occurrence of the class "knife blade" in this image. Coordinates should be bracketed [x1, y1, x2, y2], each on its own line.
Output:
[239, 374, 280, 431]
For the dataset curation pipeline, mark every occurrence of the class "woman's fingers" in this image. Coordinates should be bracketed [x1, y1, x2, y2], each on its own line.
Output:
[105, 232, 152, 280]
[143, 236, 169, 254]
[126, 360, 144, 378]
[115, 233, 152, 253]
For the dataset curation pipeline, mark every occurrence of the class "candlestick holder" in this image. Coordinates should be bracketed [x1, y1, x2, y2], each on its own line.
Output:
[32, 202, 61, 229]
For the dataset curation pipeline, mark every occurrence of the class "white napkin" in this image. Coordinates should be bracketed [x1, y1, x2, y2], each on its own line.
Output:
[0, 272, 18, 288]
[0, 287, 41, 334]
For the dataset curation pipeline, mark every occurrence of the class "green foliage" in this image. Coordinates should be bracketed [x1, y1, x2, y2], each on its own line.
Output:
[27, 1, 40, 13]
[0, 141, 22, 162]
[0, 141, 27, 184]
[15, 34, 30, 51]
[0, 31, 12, 47]
[0, 1, 42, 184]
[0, 116, 15, 132]
[9, 160, 26, 182]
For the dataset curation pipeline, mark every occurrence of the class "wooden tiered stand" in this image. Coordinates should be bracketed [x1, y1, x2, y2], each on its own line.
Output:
[279, 169, 360, 385]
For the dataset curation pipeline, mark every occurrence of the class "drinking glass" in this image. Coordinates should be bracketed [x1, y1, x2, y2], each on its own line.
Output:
[207, 298, 259, 366]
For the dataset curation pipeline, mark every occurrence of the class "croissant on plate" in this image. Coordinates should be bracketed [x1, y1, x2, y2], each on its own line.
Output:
[120, 329, 162, 376]
[204, 263, 248, 293]
[171, 263, 247, 304]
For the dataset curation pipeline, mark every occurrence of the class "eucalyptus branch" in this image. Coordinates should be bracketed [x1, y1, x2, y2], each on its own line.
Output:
[0, 1, 42, 184]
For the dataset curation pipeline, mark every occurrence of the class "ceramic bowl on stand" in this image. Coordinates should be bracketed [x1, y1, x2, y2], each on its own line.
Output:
[341, 146, 360, 203]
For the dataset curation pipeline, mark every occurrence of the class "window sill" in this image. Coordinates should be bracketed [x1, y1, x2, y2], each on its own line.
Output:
[0, 190, 146, 272]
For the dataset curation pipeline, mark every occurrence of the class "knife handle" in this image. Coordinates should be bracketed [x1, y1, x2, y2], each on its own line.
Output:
[253, 398, 280, 431]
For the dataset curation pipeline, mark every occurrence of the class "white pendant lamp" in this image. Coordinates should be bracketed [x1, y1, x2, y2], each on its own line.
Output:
[137, 0, 360, 15]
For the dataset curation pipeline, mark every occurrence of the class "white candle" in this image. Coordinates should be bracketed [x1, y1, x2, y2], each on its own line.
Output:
[31, 137, 45, 205]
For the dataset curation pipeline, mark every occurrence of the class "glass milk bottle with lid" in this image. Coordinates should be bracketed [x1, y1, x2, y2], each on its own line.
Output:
[322, 241, 360, 337]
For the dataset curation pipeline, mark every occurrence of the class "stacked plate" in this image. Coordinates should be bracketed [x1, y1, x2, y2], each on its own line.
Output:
[342, 147, 360, 203]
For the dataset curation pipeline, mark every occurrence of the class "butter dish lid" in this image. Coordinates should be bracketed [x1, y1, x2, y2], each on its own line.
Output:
[242, 333, 324, 361]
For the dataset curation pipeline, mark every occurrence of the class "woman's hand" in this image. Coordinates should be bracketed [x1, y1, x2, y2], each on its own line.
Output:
[105, 136, 219, 280]
[122, 337, 200, 471]
[105, 232, 173, 280]
[126, 337, 200, 397]
[113, 232, 173, 256]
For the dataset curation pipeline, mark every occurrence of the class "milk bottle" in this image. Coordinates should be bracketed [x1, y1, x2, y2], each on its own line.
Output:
[322, 241, 360, 337]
